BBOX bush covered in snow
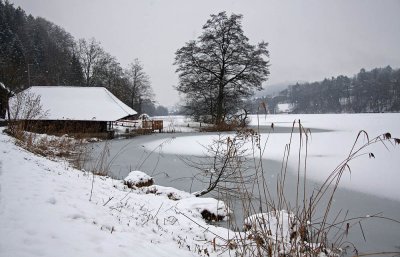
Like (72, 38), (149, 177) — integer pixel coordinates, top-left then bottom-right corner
(177, 197), (231, 222)
(124, 170), (154, 188)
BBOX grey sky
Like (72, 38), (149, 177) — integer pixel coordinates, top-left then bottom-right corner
(10, 0), (400, 106)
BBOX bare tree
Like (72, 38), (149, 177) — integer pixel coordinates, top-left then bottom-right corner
(174, 12), (270, 125)
(91, 52), (118, 87)
(184, 131), (257, 197)
(77, 38), (105, 87)
(126, 59), (154, 114)
(8, 90), (48, 135)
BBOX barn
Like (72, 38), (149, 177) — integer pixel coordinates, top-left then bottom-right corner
(9, 86), (136, 138)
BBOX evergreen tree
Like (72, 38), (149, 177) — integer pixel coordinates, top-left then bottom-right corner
(0, 1), (86, 91)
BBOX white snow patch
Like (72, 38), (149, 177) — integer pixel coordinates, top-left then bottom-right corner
(142, 185), (194, 200)
(123, 170), (154, 187)
(177, 197), (231, 221)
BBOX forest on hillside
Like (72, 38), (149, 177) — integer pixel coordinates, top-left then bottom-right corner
(247, 66), (400, 114)
(0, 0), (168, 118)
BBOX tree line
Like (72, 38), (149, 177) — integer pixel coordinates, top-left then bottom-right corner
(244, 66), (400, 114)
(0, 0), (168, 118)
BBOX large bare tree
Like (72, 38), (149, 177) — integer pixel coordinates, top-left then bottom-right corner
(77, 38), (105, 87)
(126, 59), (154, 114)
(174, 12), (270, 125)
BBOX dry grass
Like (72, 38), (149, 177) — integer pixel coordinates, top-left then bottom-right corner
(7, 128), (84, 160)
(5, 121), (111, 177)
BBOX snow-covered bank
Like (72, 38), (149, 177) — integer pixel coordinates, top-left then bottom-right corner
(0, 130), (231, 257)
(0, 129), (348, 257)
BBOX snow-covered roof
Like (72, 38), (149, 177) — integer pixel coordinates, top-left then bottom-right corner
(12, 86), (136, 121)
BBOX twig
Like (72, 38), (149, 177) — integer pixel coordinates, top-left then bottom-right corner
(103, 196), (114, 206)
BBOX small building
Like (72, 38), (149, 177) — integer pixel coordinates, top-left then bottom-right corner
(9, 86), (136, 138)
(274, 103), (293, 114)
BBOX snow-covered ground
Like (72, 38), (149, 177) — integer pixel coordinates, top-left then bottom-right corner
(0, 126), (342, 257)
(0, 129), (233, 257)
(143, 113), (400, 201)
(2, 112), (398, 256)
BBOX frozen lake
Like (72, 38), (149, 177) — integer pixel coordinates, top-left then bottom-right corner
(87, 113), (400, 254)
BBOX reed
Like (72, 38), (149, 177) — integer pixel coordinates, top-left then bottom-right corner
(190, 115), (400, 256)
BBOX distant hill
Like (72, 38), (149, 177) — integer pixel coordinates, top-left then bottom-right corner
(251, 66), (400, 114)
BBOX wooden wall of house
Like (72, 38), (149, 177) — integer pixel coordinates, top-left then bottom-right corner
(22, 120), (109, 136)
(0, 86), (9, 119)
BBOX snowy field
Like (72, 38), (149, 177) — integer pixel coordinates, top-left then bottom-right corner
(143, 113), (400, 202)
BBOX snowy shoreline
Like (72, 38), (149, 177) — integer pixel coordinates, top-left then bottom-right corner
(0, 128), (355, 257)
(0, 129), (232, 257)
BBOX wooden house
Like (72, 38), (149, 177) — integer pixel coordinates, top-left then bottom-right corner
(9, 86), (137, 138)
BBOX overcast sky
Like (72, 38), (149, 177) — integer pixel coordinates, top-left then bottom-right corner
(10, 0), (400, 106)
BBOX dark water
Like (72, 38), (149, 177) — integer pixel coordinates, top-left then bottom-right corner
(86, 132), (400, 255)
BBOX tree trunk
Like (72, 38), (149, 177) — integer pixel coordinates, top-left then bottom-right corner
(215, 84), (225, 125)
(6, 92), (11, 123)
(131, 92), (135, 109)
(241, 108), (248, 127)
(138, 97), (143, 114)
